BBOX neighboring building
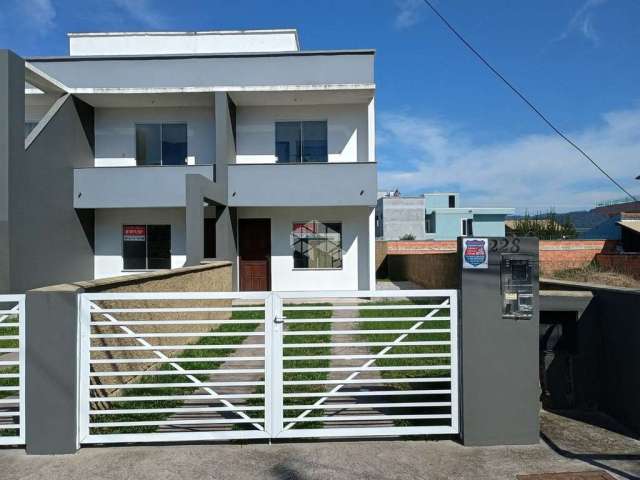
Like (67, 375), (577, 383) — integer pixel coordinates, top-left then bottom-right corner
(0, 29), (377, 293)
(582, 212), (640, 252)
(376, 192), (513, 240)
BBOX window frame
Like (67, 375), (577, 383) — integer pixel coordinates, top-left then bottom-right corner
(122, 224), (172, 271)
(461, 218), (474, 237)
(291, 220), (343, 270)
(135, 122), (188, 166)
(275, 120), (328, 164)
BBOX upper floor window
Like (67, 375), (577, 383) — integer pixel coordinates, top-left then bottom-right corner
(136, 123), (187, 166)
(448, 195), (456, 208)
(275, 121), (327, 163)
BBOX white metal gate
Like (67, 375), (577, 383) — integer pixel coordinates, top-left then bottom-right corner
(0, 295), (25, 445)
(78, 290), (458, 444)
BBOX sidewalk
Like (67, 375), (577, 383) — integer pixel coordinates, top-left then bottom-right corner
(2, 411), (638, 480)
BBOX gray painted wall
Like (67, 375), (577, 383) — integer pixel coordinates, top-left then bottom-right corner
(228, 162), (376, 207)
(0, 51), (24, 293)
(459, 236), (540, 445)
(74, 165), (216, 208)
(25, 285), (83, 454)
(376, 197), (427, 240)
(10, 94), (95, 292)
(541, 279), (640, 435)
(29, 52), (374, 90)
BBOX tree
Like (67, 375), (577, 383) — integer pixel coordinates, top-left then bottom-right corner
(511, 209), (577, 240)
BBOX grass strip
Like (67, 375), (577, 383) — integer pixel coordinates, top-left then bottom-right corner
(90, 307), (263, 435)
(0, 315), (19, 436)
(359, 299), (452, 427)
(282, 303), (332, 429)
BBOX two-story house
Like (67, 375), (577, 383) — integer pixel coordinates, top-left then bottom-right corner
(0, 29), (377, 293)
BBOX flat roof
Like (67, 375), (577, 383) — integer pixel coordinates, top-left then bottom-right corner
(25, 48), (375, 62)
(67, 28), (299, 37)
(433, 207), (515, 215)
(618, 220), (640, 234)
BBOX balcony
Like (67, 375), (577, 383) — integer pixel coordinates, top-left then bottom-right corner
(73, 165), (216, 208)
(227, 162), (377, 207)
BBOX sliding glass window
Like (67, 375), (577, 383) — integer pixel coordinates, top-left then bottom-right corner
(275, 121), (327, 163)
(136, 123), (187, 166)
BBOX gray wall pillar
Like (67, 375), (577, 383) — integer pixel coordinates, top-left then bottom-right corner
(458, 236), (540, 446)
(0, 50), (25, 293)
(25, 285), (83, 454)
(214, 91), (234, 200)
(11, 94), (95, 292)
(185, 173), (226, 266)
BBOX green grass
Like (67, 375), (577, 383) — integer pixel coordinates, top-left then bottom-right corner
(282, 304), (332, 429)
(0, 314), (19, 437)
(359, 300), (452, 427)
(90, 308), (263, 435)
(0, 315), (19, 401)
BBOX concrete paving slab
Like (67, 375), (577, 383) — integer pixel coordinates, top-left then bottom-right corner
(2, 410), (639, 480)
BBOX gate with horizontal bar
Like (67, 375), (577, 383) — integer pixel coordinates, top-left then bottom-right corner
(78, 290), (458, 444)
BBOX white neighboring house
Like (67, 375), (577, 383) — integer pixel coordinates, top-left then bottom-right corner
(7, 29), (377, 292)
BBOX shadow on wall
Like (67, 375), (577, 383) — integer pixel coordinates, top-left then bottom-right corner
(381, 253), (460, 289)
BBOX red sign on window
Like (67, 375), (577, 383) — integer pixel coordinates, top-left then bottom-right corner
(123, 225), (146, 241)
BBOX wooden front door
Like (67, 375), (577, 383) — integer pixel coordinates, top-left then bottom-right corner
(239, 219), (271, 291)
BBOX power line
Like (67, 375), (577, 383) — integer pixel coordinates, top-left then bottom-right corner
(420, 0), (637, 202)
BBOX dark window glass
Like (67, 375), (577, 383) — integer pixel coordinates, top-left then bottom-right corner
(147, 225), (171, 269)
(136, 124), (162, 166)
(292, 221), (342, 269)
(448, 195), (456, 208)
(204, 218), (216, 258)
(123, 224), (171, 270)
(276, 121), (327, 163)
(301, 121), (328, 162)
(275, 122), (300, 163)
(123, 225), (147, 270)
(162, 124), (187, 165)
(462, 219), (474, 236)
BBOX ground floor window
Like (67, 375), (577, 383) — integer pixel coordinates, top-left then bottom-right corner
(123, 224), (171, 270)
(461, 218), (474, 237)
(292, 221), (342, 269)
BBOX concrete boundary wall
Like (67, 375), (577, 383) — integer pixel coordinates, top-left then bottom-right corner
(377, 240), (627, 281)
(541, 278), (640, 435)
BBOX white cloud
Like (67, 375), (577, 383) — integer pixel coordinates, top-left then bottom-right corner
(378, 106), (640, 212)
(21, 0), (56, 31)
(554, 0), (607, 46)
(111, 0), (166, 28)
(394, 0), (424, 29)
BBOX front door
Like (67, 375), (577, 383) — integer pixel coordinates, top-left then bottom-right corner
(239, 219), (271, 291)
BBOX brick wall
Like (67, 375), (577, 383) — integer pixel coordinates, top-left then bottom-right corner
(595, 254), (640, 279)
(539, 240), (617, 275)
(385, 240), (457, 254)
(387, 253), (459, 289)
(377, 239), (622, 278)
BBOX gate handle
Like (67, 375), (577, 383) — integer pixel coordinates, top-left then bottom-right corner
(274, 315), (287, 324)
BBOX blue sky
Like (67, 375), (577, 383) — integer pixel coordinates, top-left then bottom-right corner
(2, 0), (639, 212)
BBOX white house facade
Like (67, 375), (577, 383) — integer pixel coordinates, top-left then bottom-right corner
(1, 29), (377, 293)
